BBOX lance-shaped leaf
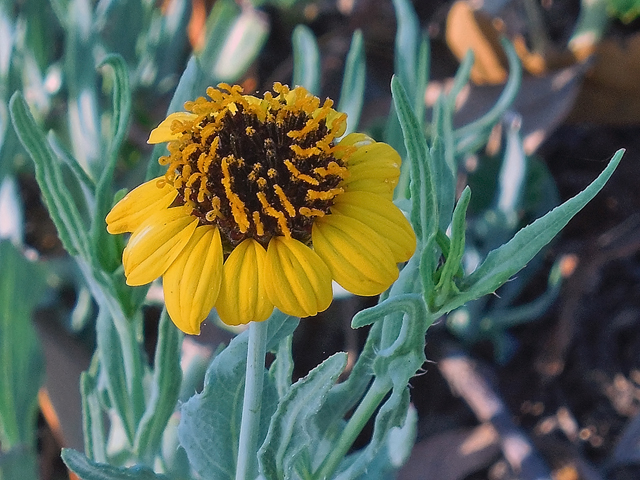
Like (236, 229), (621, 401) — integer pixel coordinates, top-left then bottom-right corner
(134, 309), (183, 461)
(80, 351), (106, 463)
(10, 92), (89, 257)
(0, 241), (45, 451)
(387, 0), (429, 196)
(292, 25), (320, 96)
(338, 30), (365, 135)
(391, 76), (437, 243)
(454, 38), (522, 156)
(96, 310), (137, 445)
(391, 0), (420, 102)
(64, 0), (101, 178)
(92, 53), (132, 273)
(429, 99), (456, 231)
(441, 149), (624, 315)
(210, 6), (269, 82)
(259, 353), (348, 479)
(430, 187), (471, 309)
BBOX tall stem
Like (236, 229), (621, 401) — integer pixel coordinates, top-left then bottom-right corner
(235, 320), (269, 480)
(314, 377), (391, 479)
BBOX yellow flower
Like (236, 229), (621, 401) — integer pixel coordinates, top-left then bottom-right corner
(106, 83), (416, 334)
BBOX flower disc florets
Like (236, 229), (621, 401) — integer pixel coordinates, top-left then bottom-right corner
(159, 83), (350, 250)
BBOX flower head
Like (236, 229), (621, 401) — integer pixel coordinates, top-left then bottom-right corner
(106, 83), (415, 333)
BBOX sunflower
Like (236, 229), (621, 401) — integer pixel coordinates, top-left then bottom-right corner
(106, 83), (416, 334)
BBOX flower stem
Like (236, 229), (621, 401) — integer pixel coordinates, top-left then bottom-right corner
(314, 377), (391, 479)
(235, 320), (269, 480)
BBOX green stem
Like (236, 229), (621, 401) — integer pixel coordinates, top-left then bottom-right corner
(314, 378), (391, 479)
(235, 320), (269, 480)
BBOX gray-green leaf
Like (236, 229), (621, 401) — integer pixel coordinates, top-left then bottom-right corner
(259, 353), (347, 479)
(292, 25), (320, 95)
(62, 449), (169, 480)
(178, 312), (295, 479)
(0, 241), (45, 450)
(134, 309), (183, 462)
(337, 30), (366, 135)
(446, 149), (624, 314)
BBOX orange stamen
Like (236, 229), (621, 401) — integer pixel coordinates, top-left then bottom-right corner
(221, 157), (250, 232)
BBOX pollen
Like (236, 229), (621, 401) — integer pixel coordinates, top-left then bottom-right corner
(284, 160), (320, 186)
(299, 207), (326, 217)
(315, 161), (348, 178)
(253, 211), (265, 236)
(307, 188), (343, 201)
(273, 185), (296, 217)
(290, 144), (322, 158)
(257, 191), (291, 238)
(159, 83), (349, 247)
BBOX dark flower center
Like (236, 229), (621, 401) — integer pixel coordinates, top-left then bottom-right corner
(159, 84), (351, 249)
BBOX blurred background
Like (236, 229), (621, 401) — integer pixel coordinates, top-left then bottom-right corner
(3, 0), (640, 479)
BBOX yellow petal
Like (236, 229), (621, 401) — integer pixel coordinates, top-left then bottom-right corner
(106, 177), (177, 234)
(312, 214), (399, 296)
(347, 141), (400, 170)
(332, 191), (416, 263)
(148, 112), (198, 144)
(264, 237), (333, 318)
(342, 176), (398, 200)
(123, 206), (197, 286)
(340, 140), (401, 199)
(215, 239), (273, 326)
(163, 226), (223, 335)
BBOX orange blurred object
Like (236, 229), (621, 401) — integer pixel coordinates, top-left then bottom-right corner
(188, 0), (208, 51)
(446, 1), (508, 85)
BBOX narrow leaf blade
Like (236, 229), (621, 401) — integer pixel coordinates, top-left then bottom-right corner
(134, 309), (183, 460)
(445, 150), (624, 314)
(391, 76), (436, 243)
(96, 310), (136, 445)
(391, 0), (419, 96)
(259, 353), (348, 479)
(0, 241), (45, 449)
(9, 92), (89, 256)
(292, 25), (320, 95)
(80, 368), (107, 463)
(337, 30), (365, 135)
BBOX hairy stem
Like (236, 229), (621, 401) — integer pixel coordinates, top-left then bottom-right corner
(314, 377), (391, 479)
(235, 320), (269, 480)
